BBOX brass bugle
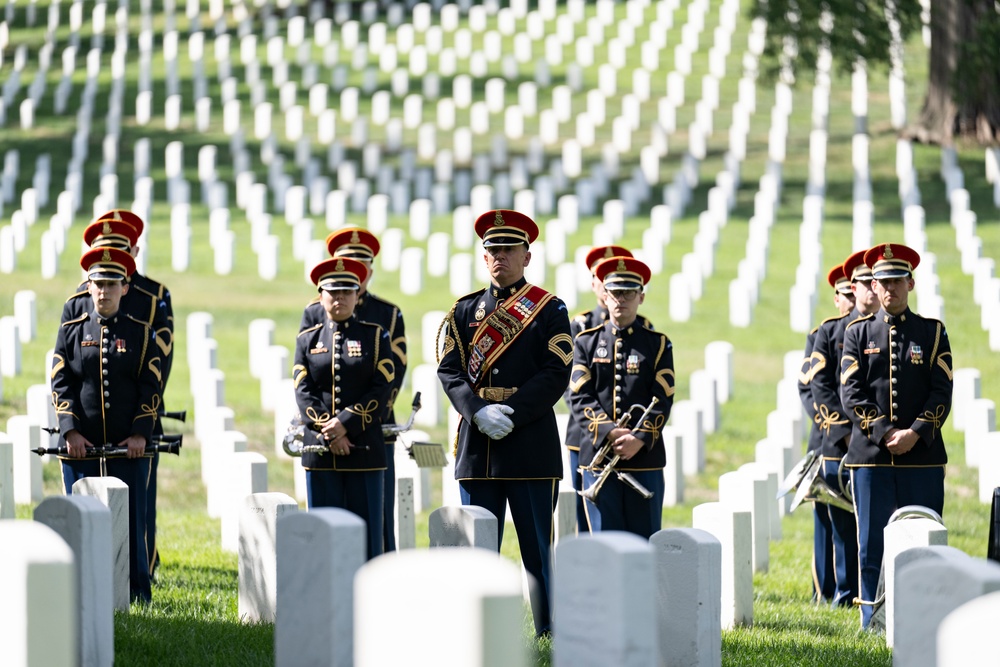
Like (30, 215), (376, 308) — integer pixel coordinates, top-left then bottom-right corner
(383, 392), (421, 437)
(579, 397), (660, 502)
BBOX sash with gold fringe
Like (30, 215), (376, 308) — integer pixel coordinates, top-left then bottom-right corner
(467, 283), (553, 388)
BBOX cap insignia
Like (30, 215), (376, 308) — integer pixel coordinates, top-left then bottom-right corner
(604, 248), (614, 258)
(494, 210), (505, 227)
(101, 249), (112, 262)
(102, 221), (112, 235)
(350, 231), (360, 243)
(883, 244), (894, 259)
(335, 259), (345, 271)
(617, 259), (627, 271)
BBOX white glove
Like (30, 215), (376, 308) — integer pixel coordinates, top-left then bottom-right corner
(472, 404), (515, 440)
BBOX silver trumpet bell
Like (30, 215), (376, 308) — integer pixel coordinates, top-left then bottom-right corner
(789, 455), (854, 514)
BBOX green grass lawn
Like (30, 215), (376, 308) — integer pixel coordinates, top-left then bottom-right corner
(3, 1), (998, 665)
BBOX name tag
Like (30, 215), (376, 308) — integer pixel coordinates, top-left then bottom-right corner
(309, 348), (329, 355)
(81, 341), (98, 347)
(863, 348), (881, 355)
(591, 357), (611, 364)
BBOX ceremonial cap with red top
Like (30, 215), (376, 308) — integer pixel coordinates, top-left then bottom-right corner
(83, 218), (140, 250)
(474, 209), (538, 247)
(325, 227), (380, 260)
(864, 243), (920, 279)
(585, 245), (633, 272)
(80, 247), (136, 281)
(827, 264), (852, 295)
(594, 256), (651, 291)
(94, 209), (145, 238)
(310, 257), (369, 291)
(842, 249), (874, 283)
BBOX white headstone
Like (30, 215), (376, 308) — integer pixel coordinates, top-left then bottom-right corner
(221, 452), (268, 553)
(428, 505), (498, 549)
(965, 398), (995, 468)
(884, 516), (949, 647)
(276, 509), (366, 667)
(0, 521), (76, 667)
(951, 368), (980, 432)
(72, 477), (130, 612)
(34, 495), (114, 667)
(718, 469), (769, 573)
(238, 492), (299, 623)
(704, 341), (734, 403)
(13, 290), (36, 343)
(691, 502), (753, 628)
(937, 589), (1000, 667)
(650, 528), (722, 667)
(553, 532), (658, 666)
(662, 427), (684, 507)
(355, 549), (528, 666)
(9, 415), (42, 503)
(0, 433), (13, 518)
(672, 400), (705, 476)
(0, 316), (22, 377)
(896, 548), (1000, 667)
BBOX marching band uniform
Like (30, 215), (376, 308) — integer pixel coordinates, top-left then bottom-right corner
(564, 245), (653, 533)
(841, 243), (953, 628)
(300, 228), (407, 553)
(294, 257), (395, 560)
(52, 247), (163, 603)
(809, 262), (862, 606)
(61, 210), (174, 579)
(437, 210), (572, 635)
(799, 323), (836, 603)
(568, 257), (673, 538)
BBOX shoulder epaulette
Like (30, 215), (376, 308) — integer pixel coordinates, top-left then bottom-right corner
(820, 312), (851, 326)
(845, 313), (874, 331)
(456, 287), (487, 302)
(576, 323), (604, 338)
(809, 325), (820, 335)
(62, 313), (88, 326)
(297, 323), (323, 338)
(64, 290), (89, 305)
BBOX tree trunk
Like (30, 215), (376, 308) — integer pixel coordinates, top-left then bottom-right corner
(914, 0), (1000, 145)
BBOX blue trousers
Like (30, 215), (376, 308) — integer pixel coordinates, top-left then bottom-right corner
(383, 442), (396, 552)
(568, 449), (587, 533)
(822, 460), (858, 607)
(307, 469), (384, 560)
(850, 466), (945, 628)
(460, 478), (557, 636)
(146, 449), (159, 577)
(813, 502), (836, 602)
(581, 468), (664, 539)
(62, 456), (152, 603)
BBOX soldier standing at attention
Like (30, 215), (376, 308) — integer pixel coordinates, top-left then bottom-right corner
(300, 228), (407, 553)
(799, 264), (855, 602)
(564, 245), (651, 533)
(809, 257), (870, 607)
(437, 209), (572, 636)
(293, 257), (395, 560)
(568, 256), (674, 537)
(840, 243), (953, 629)
(61, 209), (174, 582)
(52, 247), (163, 604)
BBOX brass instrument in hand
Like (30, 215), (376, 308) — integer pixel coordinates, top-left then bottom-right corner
(578, 397), (659, 502)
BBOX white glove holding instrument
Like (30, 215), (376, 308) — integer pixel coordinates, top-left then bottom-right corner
(472, 404), (515, 439)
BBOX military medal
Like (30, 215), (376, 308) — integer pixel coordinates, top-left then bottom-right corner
(116, 338), (126, 353)
(627, 354), (640, 374)
(910, 345), (923, 364)
(475, 308), (485, 321)
(346, 340), (362, 357)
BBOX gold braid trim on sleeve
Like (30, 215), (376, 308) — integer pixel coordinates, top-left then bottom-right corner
(583, 407), (612, 446)
(346, 400), (379, 426)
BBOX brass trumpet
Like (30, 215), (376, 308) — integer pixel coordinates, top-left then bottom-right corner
(578, 397), (659, 502)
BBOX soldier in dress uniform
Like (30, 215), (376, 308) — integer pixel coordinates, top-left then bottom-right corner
(799, 264), (855, 602)
(840, 243), (953, 629)
(300, 228), (407, 553)
(293, 257), (395, 560)
(568, 256), (674, 538)
(809, 257), (875, 606)
(51, 247), (163, 603)
(61, 210), (174, 581)
(564, 245), (654, 533)
(437, 209), (573, 636)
